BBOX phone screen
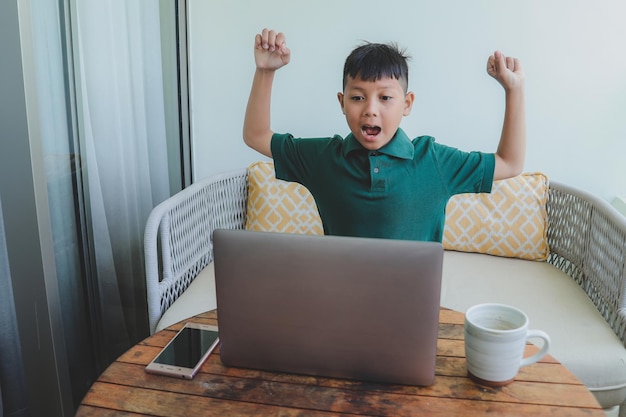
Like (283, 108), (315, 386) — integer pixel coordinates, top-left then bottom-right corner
(153, 326), (219, 368)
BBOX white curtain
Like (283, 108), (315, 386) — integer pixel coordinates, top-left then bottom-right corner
(0, 198), (28, 417)
(74, 0), (170, 358)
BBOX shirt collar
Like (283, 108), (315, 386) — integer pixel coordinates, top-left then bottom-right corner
(342, 128), (414, 159)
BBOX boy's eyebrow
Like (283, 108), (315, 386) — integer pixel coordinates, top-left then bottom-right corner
(346, 79), (403, 91)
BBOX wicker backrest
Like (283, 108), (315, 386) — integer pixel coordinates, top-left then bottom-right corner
(144, 169), (248, 334)
(547, 181), (626, 345)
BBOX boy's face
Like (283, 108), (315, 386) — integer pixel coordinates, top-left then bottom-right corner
(338, 76), (414, 151)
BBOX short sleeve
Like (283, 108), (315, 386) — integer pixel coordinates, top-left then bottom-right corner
(431, 142), (495, 195)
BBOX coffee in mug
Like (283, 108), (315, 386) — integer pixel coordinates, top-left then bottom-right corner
(464, 303), (550, 386)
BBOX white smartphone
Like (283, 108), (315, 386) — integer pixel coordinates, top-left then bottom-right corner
(145, 322), (219, 379)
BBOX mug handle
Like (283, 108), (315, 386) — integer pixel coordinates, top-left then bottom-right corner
(520, 329), (551, 367)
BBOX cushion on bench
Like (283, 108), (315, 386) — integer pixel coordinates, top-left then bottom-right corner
(244, 162), (549, 261)
(245, 161), (323, 235)
(443, 173), (549, 261)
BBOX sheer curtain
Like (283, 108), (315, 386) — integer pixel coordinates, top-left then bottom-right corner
(0, 198), (28, 417)
(74, 0), (171, 360)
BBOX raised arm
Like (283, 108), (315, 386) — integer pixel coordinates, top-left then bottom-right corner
(243, 29), (291, 158)
(487, 50), (526, 180)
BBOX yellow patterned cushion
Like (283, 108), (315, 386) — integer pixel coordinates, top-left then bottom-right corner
(443, 173), (549, 261)
(245, 161), (323, 235)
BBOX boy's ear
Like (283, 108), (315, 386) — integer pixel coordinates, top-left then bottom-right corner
(403, 91), (415, 116)
(337, 92), (345, 114)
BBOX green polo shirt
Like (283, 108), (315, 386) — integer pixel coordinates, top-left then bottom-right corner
(271, 128), (495, 242)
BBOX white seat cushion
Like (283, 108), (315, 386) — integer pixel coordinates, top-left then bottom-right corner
(441, 250), (626, 408)
(155, 262), (217, 332)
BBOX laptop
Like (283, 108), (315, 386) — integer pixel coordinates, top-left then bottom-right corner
(213, 229), (443, 386)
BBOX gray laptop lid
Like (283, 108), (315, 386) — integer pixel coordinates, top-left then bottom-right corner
(213, 229), (443, 386)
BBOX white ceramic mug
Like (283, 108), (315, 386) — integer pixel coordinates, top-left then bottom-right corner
(464, 303), (551, 386)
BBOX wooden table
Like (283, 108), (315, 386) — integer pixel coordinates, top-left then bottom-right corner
(76, 309), (603, 416)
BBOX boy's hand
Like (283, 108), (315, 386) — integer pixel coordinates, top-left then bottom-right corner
(487, 50), (524, 92)
(254, 28), (290, 71)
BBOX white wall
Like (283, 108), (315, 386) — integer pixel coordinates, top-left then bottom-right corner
(188, 0), (626, 202)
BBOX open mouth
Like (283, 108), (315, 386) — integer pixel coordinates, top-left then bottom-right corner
(362, 125), (381, 138)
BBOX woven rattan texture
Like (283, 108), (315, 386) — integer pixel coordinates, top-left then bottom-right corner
(547, 184), (626, 345)
(155, 172), (248, 330)
(160, 175), (247, 311)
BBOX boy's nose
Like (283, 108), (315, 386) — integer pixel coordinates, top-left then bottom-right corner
(363, 102), (378, 117)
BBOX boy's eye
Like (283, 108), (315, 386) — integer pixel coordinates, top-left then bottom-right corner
(350, 96), (365, 101)
(381, 96), (392, 101)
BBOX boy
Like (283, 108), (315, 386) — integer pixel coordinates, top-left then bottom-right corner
(243, 28), (525, 242)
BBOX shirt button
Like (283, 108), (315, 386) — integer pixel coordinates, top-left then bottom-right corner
(373, 167), (380, 174)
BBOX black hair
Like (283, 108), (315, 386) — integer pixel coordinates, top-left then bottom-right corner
(342, 42), (410, 92)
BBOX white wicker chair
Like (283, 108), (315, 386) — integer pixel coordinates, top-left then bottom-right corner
(144, 168), (626, 414)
